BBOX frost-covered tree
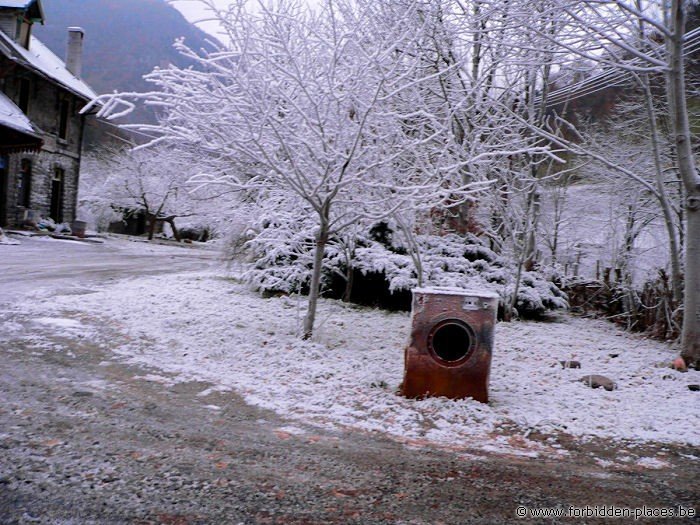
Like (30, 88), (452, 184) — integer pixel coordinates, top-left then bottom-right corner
(230, 0), (572, 319)
(430, 0), (573, 319)
(86, 0), (588, 337)
(578, 94), (683, 292)
(516, 0), (700, 365)
(80, 145), (214, 240)
(89, 0), (495, 338)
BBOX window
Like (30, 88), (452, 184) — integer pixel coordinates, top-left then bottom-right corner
(18, 78), (30, 114)
(58, 99), (70, 139)
(17, 158), (31, 208)
(50, 167), (64, 222)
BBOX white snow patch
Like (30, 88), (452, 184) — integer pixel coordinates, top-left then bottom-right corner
(81, 379), (111, 391)
(413, 287), (500, 299)
(14, 271), (700, 454)
(0, 1), (35, 9)
(1, 320), (23, 334)
(588, 471), (614, 479)
(0, 235), (21, 246)
(31, 237), (91, 246)
(197, 385), (231, 397)
(33, 317), (83, 330)
(0, 91), (35, 135)
(636, 457), (670, 469)
(274, 425), (307, 436)
(480, 440), (541, 458)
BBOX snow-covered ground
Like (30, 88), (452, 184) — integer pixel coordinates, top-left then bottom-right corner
(7, 268), (698, 458)
(0, 234), (218, 305)
(539, 182), (674, 284)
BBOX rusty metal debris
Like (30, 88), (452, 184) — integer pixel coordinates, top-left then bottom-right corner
(400, 288), (498, 403)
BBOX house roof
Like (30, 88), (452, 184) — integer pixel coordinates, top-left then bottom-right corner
(0, 0), (44, 23)
(0, 90), (42, 151)
(0, 1), (36, 6)
(0, 31), (97, 102)
(0, 90), (35, 134)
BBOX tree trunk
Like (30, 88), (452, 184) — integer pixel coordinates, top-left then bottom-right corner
(303, 212), (330, 340)
(682, 205), (700, 365)
(342, 263), (354, 303)
(667, 0), (700, 366)
(506, 259), (524, 322)
(147, 213), (157, 240)
(394, 213), (424, 287)
(166, 217), (181, 242)
(523, 190), (541, 272)
(640, 73), (683, 304)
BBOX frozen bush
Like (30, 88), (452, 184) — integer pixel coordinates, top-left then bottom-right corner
(242, 221), (568, 318)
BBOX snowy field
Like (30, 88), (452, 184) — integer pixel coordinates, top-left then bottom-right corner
(6, 269), (699, 458)
(538, 182), (674, 284)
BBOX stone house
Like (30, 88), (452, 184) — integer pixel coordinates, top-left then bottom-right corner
(0, 0), (96, 228)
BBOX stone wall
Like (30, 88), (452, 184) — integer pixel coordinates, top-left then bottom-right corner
(0, 60), (86, 227)
(3, 150), (81, 225)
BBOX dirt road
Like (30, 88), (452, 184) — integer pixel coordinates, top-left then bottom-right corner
(0, 237), (697, 524)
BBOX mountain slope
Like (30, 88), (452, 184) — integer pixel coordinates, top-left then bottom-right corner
(34, 0), (216, 135)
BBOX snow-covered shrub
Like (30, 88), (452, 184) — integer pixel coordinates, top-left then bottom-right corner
(243, 221), (568, 319)
(240, 210), (317, 295)
(352, 231), (568, 317)
(78, 203), (123, 233)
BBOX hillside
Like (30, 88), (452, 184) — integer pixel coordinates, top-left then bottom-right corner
(34, 0), (217, 142)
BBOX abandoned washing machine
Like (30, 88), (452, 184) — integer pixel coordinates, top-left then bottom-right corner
(400, 287), (498, 403)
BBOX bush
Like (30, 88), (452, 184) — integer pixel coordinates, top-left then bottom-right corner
(241, 221), (568, 319)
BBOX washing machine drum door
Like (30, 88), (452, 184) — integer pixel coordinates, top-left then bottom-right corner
(427, 319), (476, 365)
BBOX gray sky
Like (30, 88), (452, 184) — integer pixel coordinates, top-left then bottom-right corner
(170, 0), (319, 38)
(170, 0), (233, 38)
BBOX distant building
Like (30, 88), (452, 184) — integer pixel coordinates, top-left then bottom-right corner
(0, 0), (96, 228)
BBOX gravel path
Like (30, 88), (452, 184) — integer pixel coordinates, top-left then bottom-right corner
(0, 237), (697, 524)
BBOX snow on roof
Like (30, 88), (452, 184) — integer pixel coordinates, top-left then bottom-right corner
(0, 0), (43, 22)
(0, 32), (97, 102)
(413, 287), (500, 299)
(0, 90), (37, 135)
(0, 1), (34, 8)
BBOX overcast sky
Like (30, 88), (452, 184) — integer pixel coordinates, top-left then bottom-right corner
(170, 0), (321, 39)
(169, 0), (233, 38)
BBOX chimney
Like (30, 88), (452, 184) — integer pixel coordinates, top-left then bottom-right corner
(66, 27), (84, 79)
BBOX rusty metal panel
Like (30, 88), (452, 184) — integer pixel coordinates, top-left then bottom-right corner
(400, 288), (498, 403)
